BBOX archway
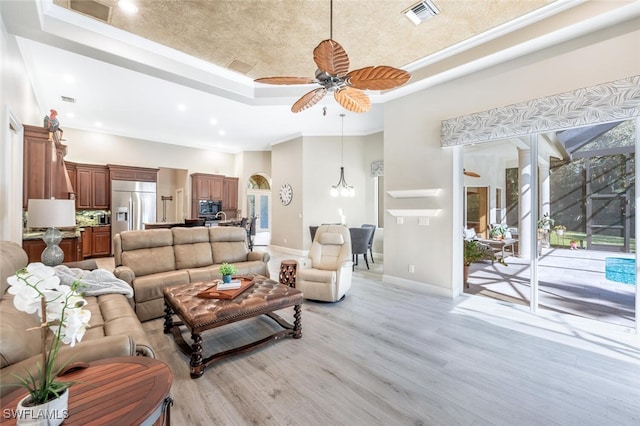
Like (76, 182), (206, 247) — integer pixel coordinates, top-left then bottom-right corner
(247, 173), (272, 246)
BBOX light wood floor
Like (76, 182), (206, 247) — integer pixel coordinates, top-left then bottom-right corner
(99, 251), (640, 425)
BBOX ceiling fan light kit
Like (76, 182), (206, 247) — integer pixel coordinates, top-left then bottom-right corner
(254, 0), (411, 113)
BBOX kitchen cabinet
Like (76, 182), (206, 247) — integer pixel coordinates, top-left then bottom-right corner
(22, 125), (73, 208)
(192, 173), (224, 200)
(223, 177), (239, 210)
(81, 227), (92, 258)
(79, 226), (111, 258)
(108, 164), (158, 182)
(91, 225), (111, 256)
(22, 238), (80, 264)
(73, 164), (109, 209)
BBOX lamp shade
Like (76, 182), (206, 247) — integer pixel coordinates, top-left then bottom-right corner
(27, 199), (76, 228)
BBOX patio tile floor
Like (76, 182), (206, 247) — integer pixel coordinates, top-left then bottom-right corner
(465, 247), (636, 328)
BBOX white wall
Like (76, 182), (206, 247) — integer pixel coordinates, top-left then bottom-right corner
(0, 17), (40, 242)
(383, 23), (640, 297)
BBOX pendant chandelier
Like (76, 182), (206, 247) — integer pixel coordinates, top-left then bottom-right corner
(330, 114), (355, 197)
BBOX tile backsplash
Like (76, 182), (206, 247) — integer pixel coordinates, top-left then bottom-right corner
(76, 210), (110, 226)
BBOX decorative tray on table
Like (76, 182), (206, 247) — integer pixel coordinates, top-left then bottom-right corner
(196, 276), (255, 300)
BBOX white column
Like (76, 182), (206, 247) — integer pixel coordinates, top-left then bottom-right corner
(540, 161), (550, 219)
(518, 148), (532, 260)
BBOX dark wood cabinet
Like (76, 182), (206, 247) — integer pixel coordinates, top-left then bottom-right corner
(191, 173), (230, 219)
(223, 177), (239, 210)
(81, 227), (92, 258)
(73, 164), (109, 209)
(108, 164), (158, 182)
(22, 238), (80, 263)
(22, 125), (73, 208)
(91, 226), (111, 256)
(193, 173), (223, 200)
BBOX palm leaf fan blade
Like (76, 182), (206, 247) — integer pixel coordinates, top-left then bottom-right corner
(291, 88), (327, 113)
(254, 77), (317, 85)
(346, 66), (411, 90)
(313, 39), (350, 75)
(334, 87), (371, 113)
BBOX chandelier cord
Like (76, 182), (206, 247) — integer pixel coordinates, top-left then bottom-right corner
(340, 113), (344, 165)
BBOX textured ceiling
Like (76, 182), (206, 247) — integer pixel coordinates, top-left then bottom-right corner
(7, 0), (634, 151)
(54, 0), (556, 79)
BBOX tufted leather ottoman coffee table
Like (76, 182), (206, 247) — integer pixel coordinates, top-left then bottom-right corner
(163, 275), (303, 378)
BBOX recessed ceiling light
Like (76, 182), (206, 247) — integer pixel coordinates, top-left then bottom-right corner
(118, 0), (138, 14)
(210, 118), (218, 126)
(177, 104), (186, 111)
(95, 122), (103, 128)
(63, 74), (75, 84)
(65, 112), (75, 118)
(218, 130), (226, 136)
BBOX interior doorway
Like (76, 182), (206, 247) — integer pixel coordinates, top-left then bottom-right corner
(465, 186), (488, 238)
(247, 174), (271, 246)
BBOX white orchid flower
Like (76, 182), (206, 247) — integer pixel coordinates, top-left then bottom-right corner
(7, 264), (60, 316)
(58, 308), (91, 347)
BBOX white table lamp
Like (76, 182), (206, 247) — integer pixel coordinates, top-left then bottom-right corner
(27, 199), (76, 266)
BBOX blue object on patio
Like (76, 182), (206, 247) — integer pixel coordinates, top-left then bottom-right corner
(605, 257), (636, 285)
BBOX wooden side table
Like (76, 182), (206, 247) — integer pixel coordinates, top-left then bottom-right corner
(0, 357), (173, 425)
(279, 260), (298, 288)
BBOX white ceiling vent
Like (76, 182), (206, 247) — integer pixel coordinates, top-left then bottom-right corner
(403, 0), (440, 25)
(61, 96), (75, 103)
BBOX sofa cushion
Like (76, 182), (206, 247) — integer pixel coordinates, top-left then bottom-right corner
(209, 226), (250, 264)
(122, 246), (176, 277)
(0, 242), (28, 298)
(0, 295), (42, 369)
(173, 227), (214, 269)
(132, 270), (190, 304)
(187, 265), (220, 283)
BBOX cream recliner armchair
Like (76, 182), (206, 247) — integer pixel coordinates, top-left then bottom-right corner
(297, 224), (353, 302)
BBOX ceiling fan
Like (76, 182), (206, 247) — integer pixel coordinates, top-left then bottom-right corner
(254, 0), (411, 113)
(464, 169), (480, 177)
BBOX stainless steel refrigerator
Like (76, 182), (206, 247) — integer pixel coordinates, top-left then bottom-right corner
(111, 180), (157, 248)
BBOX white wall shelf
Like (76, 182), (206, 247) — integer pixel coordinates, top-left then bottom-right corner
(387, 189), (441, 198)
(386, 209), (441, 217)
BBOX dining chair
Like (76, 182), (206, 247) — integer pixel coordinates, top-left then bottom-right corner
(360, 224), (376, 263)
(349, 227), (374, 271)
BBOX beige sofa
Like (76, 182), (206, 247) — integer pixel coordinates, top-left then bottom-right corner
(113, 226), (271, 322)
(0, 241), (154, 398)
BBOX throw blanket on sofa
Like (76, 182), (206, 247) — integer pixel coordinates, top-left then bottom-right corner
(54, 265), (134, 298)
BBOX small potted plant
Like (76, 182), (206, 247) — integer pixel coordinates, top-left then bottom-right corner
(554, 225), (566, 236)
(219, 263), (237, 283)
(488, 224), (507, 240)
(537, 213), (555, 230)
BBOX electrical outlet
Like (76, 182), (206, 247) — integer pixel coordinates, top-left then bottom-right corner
(408, 264), (415, 273)
(397, 216), (404, 225)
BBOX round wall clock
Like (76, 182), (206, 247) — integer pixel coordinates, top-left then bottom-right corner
(279, 183), (293, 206)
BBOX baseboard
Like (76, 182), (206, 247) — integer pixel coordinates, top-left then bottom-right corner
(268, 245), (308, 258)
(382, 274), (455, 299)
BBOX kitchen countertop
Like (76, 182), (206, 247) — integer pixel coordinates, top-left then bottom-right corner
(23, 228), (81, 240)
